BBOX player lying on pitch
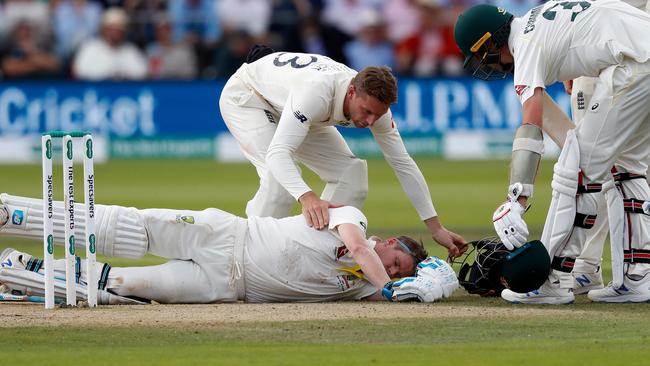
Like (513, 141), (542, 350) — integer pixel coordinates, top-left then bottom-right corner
(0, 193), (458, 305)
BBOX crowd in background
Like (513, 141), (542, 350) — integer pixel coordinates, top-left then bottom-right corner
(0, 0), (542, 81)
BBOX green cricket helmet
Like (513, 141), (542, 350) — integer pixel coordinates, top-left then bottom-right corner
(449, 237), (550, 296)
(454, 4), (514, 80)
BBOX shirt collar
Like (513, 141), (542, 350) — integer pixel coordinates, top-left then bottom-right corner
(332, 77), (352, 124)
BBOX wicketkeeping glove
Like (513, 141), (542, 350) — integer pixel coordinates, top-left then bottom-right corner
(493, 183), (529, 250)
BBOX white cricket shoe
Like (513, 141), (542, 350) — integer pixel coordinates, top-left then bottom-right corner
(573, 269), (604, 295)
(588, 278), (650, 303)
(0, 205), (7, 226)
(0, 248), (31, 270)
(501, 279), (575, 304)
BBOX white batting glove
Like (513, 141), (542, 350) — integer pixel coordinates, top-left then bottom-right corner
(416, 257), (459, 298)
(391, 276), (443, 302)
(391, 257), (459, 302)
(493, 183), (529, 250)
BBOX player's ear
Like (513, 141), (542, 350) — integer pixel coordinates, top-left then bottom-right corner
(385, 237), (398, 247)
(348, 83), (356, 97)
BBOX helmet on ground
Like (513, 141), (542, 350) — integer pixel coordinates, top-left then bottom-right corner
(454, 4), (514, 80)
(449, 237), (550, 296)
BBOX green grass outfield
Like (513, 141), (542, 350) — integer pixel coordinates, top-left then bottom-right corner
(2, 158), (649, 365)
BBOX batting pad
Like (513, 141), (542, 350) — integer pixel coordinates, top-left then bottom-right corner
(0, 266), (147, 305)
(0, 193), (148, 259)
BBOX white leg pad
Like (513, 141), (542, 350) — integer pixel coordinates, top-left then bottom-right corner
(575, 191), (608, 274)
(605, 180), (626, 287)
(0, 193), (148, 258)
(542, 130), (581, 258)
(0, 267), (88, 302)
(615, 175), (650, 280)
(0, 259), (147, 305)
(320, 158), (368, 209)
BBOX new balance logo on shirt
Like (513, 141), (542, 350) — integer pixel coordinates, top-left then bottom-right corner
(293, 110), (307, 123)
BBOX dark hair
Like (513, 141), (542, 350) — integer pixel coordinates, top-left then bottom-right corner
(352, 66), (398, 105)
(396, 235), (429, 274)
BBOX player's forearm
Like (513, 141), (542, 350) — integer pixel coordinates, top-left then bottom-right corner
(423, 216), (442, 234)
(509, 90), (545, 199)
(350, 246), (391, 290)
(266, 146), (311, 200)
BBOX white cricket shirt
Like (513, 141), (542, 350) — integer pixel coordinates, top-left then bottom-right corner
(509, 0), (650, 103)
(233, 52), (437, 220)
(243, 206), (379, 302)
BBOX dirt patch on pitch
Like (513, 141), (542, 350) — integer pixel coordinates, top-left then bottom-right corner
(0, 302), (596, 328)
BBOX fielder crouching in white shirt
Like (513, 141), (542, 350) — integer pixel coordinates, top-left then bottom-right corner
(0, 194), (458, 304)
(219, 48), (466, 257)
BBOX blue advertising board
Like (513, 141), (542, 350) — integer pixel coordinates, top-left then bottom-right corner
(0, 78), (570, 160)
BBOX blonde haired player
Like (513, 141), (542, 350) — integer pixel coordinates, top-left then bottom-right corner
(454, 0), (650, 303)
(219, 49), (466, 257)
(0, 194), (458, 304)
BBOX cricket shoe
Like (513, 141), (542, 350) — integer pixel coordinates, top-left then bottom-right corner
(0, 248), (33, 270)
(588, 277), (650, 303)
(501, 279), (574, 304)
(573, 268), (604, 295)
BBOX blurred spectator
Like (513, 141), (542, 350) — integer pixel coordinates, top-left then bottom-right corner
(343, 9), (395, 71)
(267, 0), (314, 51)
(382, 0), (420, 44)
(321, 0), (382, 37)
(489, 0), (540, 16)
(73, 7), (148, 80)
(212, 30), (253, 78)
(168, 0), (221, 75)
(146, 15), (197, 79)
(53, 0), (102, 62)
(124, 0), (167, 49)
(216, 0), (272, 42)
(2, 0), (50, 42)
(299, 16), (327, 55)
(1, 19), (61, 79)
(95, 0), (125, 8)
(395, 0), (463, 76)
(320, 0), (382, 63)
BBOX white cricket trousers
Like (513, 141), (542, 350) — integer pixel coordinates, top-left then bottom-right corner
(109, 207), (247, 303)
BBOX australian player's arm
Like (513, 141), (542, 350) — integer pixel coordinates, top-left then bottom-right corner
(330, 207), (391, 291)
(369, 112), (436, 221)
(510, 38), (547, 202)
(266, 81), (332, 200)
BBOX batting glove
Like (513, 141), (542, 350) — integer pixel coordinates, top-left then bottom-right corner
(493, 183), (529, 250)
(382, 281), (394, 301)
(390, 256), (459, 302)
(391, 276), (443, 302)
(416, 256), (459, 298)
